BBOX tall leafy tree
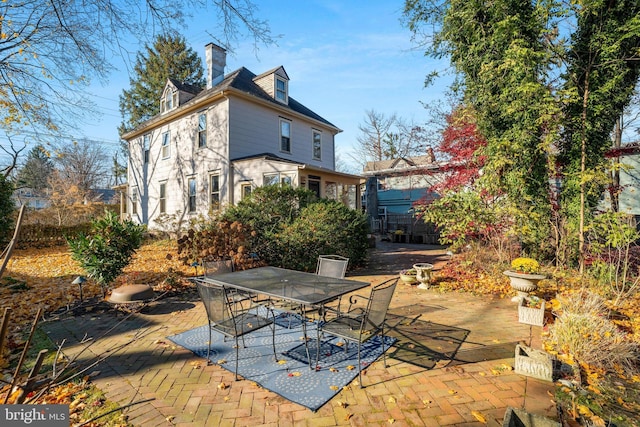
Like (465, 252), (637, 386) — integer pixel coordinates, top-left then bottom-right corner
(118, 33), (206, 135)
(558, 0), (640, 271)
(404, 0), (640, 265)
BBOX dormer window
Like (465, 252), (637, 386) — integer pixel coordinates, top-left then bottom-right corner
(275, 77), (287, 103)
(160, 89), (178, 113)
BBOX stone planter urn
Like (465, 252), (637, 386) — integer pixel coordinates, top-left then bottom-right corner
(413, 263), (434, 289)
(503, 270), (547, 302)
(399, 269), (418, 285)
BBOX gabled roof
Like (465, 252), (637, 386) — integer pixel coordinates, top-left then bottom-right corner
(124, 66), (338, 139)
(211, 67), (337, 129)
(363, 155), (437, 173)
(254, 66), (289, 81)
(167, 78), (203, 95)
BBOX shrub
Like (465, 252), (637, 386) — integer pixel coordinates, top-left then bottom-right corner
(276, 200), (370, 271)
(67, 210), (146, 296)
(179, 186), (371, 271)
(176, 219), (263, 271)
(547, 290), (639, 375)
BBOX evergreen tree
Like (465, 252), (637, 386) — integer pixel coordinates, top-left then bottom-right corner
(15, 145), (54, 191)
(118, 33), (206, 135)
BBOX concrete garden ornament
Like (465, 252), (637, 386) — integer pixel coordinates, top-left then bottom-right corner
(503, 257), (547, 302)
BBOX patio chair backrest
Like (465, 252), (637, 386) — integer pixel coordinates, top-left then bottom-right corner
(316, 255), (349, 278)
(202, 259), (234, 278)
(196, 281), (233, 327)
(362, 278), (397, 331)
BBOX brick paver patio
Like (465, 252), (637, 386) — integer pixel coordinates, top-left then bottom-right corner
(43, 241), (557, 426)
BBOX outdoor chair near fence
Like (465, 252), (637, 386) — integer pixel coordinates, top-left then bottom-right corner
(315, 277), (398, 387)
(195, 280), (276, 380)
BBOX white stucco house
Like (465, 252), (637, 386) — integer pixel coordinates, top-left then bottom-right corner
(122, 43), (362, 228)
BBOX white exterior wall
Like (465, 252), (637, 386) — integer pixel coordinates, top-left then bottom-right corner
(228, 97), (336, 169)
(231, 159), (300, 203)
(127, 98), (231, 226)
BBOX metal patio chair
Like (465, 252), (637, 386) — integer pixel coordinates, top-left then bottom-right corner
(273, 255), (350, 328)
(201, 259), (256, 311)
(316, 254), (349, 278)
(316, 277), (398, 387)
(196, 280), (276, 380)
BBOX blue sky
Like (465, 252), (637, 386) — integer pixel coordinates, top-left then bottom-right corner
(79, 0), (450, 173)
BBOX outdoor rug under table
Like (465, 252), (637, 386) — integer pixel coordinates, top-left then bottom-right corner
(167, 313), (396, 411)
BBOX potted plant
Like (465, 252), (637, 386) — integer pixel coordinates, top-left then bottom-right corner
(503, 257), (547, 302)
(399, 268), (418, 284)
(518, 296), (545, 326)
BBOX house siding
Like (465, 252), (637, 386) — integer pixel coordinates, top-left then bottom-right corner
(228, 97), (336, 169)
(127, 98), (231, 226)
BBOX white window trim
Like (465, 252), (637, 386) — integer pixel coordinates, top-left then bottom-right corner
(275, 76), (288, 103)
(143, 134), (150, 163)
(159, 181), (167, 214)
(240, 183), (253, 199)
(198, 113), (207, 148)
(312, 130), (322, 160)
(131, 187), (138, 215)
(280, 118), (291, 153)
(162, 131), (171, 159)
(209, 173), (220, 211)
(187, 177), (197, 213)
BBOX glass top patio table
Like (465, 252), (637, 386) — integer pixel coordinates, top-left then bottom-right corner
(200, 266), (369, 306)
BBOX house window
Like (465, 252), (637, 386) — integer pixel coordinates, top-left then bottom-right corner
(312, 130), (322, 160)
(280, 119), (291, 153)
(210, 174), (220, 210)
(198, 113), (207, 148)
(188, 178), (197, 213)
(263, 173), (293, 187)
(143, 134), (150, 163)
(159, 182), (166, 214)
(241, 183), (252, 199)
(161, 90), (177, 113)
(161, 131), (170, 159)
(131, 188), (138, 215)
(264, 173), (280, 187)
(276, 77), (287, 102)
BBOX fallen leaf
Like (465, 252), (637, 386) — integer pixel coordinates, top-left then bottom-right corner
(388, 396), (396, 403)
(217, 382), (228, 390)
(471, 410), (486, 423)
(329, 385), (340, 391)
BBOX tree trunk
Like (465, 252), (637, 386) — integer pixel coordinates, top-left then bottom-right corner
(579, 72), (590, 275)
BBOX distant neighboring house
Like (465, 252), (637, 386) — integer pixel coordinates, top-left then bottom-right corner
(602, 143), (640, 218)
(362, 153), (444, 243)
(122, 43), (362, 228)
(12, 188), (50, 209)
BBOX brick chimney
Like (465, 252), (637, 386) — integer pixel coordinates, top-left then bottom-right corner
(205, 43), (226, 89)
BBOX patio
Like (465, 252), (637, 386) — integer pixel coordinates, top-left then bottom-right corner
(42, 241), (557, 426)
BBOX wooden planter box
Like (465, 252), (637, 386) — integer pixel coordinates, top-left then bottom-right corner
(503, 407), (560, 427)
(518, 298), (545, 326)
(514, 344), (554, 382)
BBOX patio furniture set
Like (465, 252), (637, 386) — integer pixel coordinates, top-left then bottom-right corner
(192, 255), (398, 388)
